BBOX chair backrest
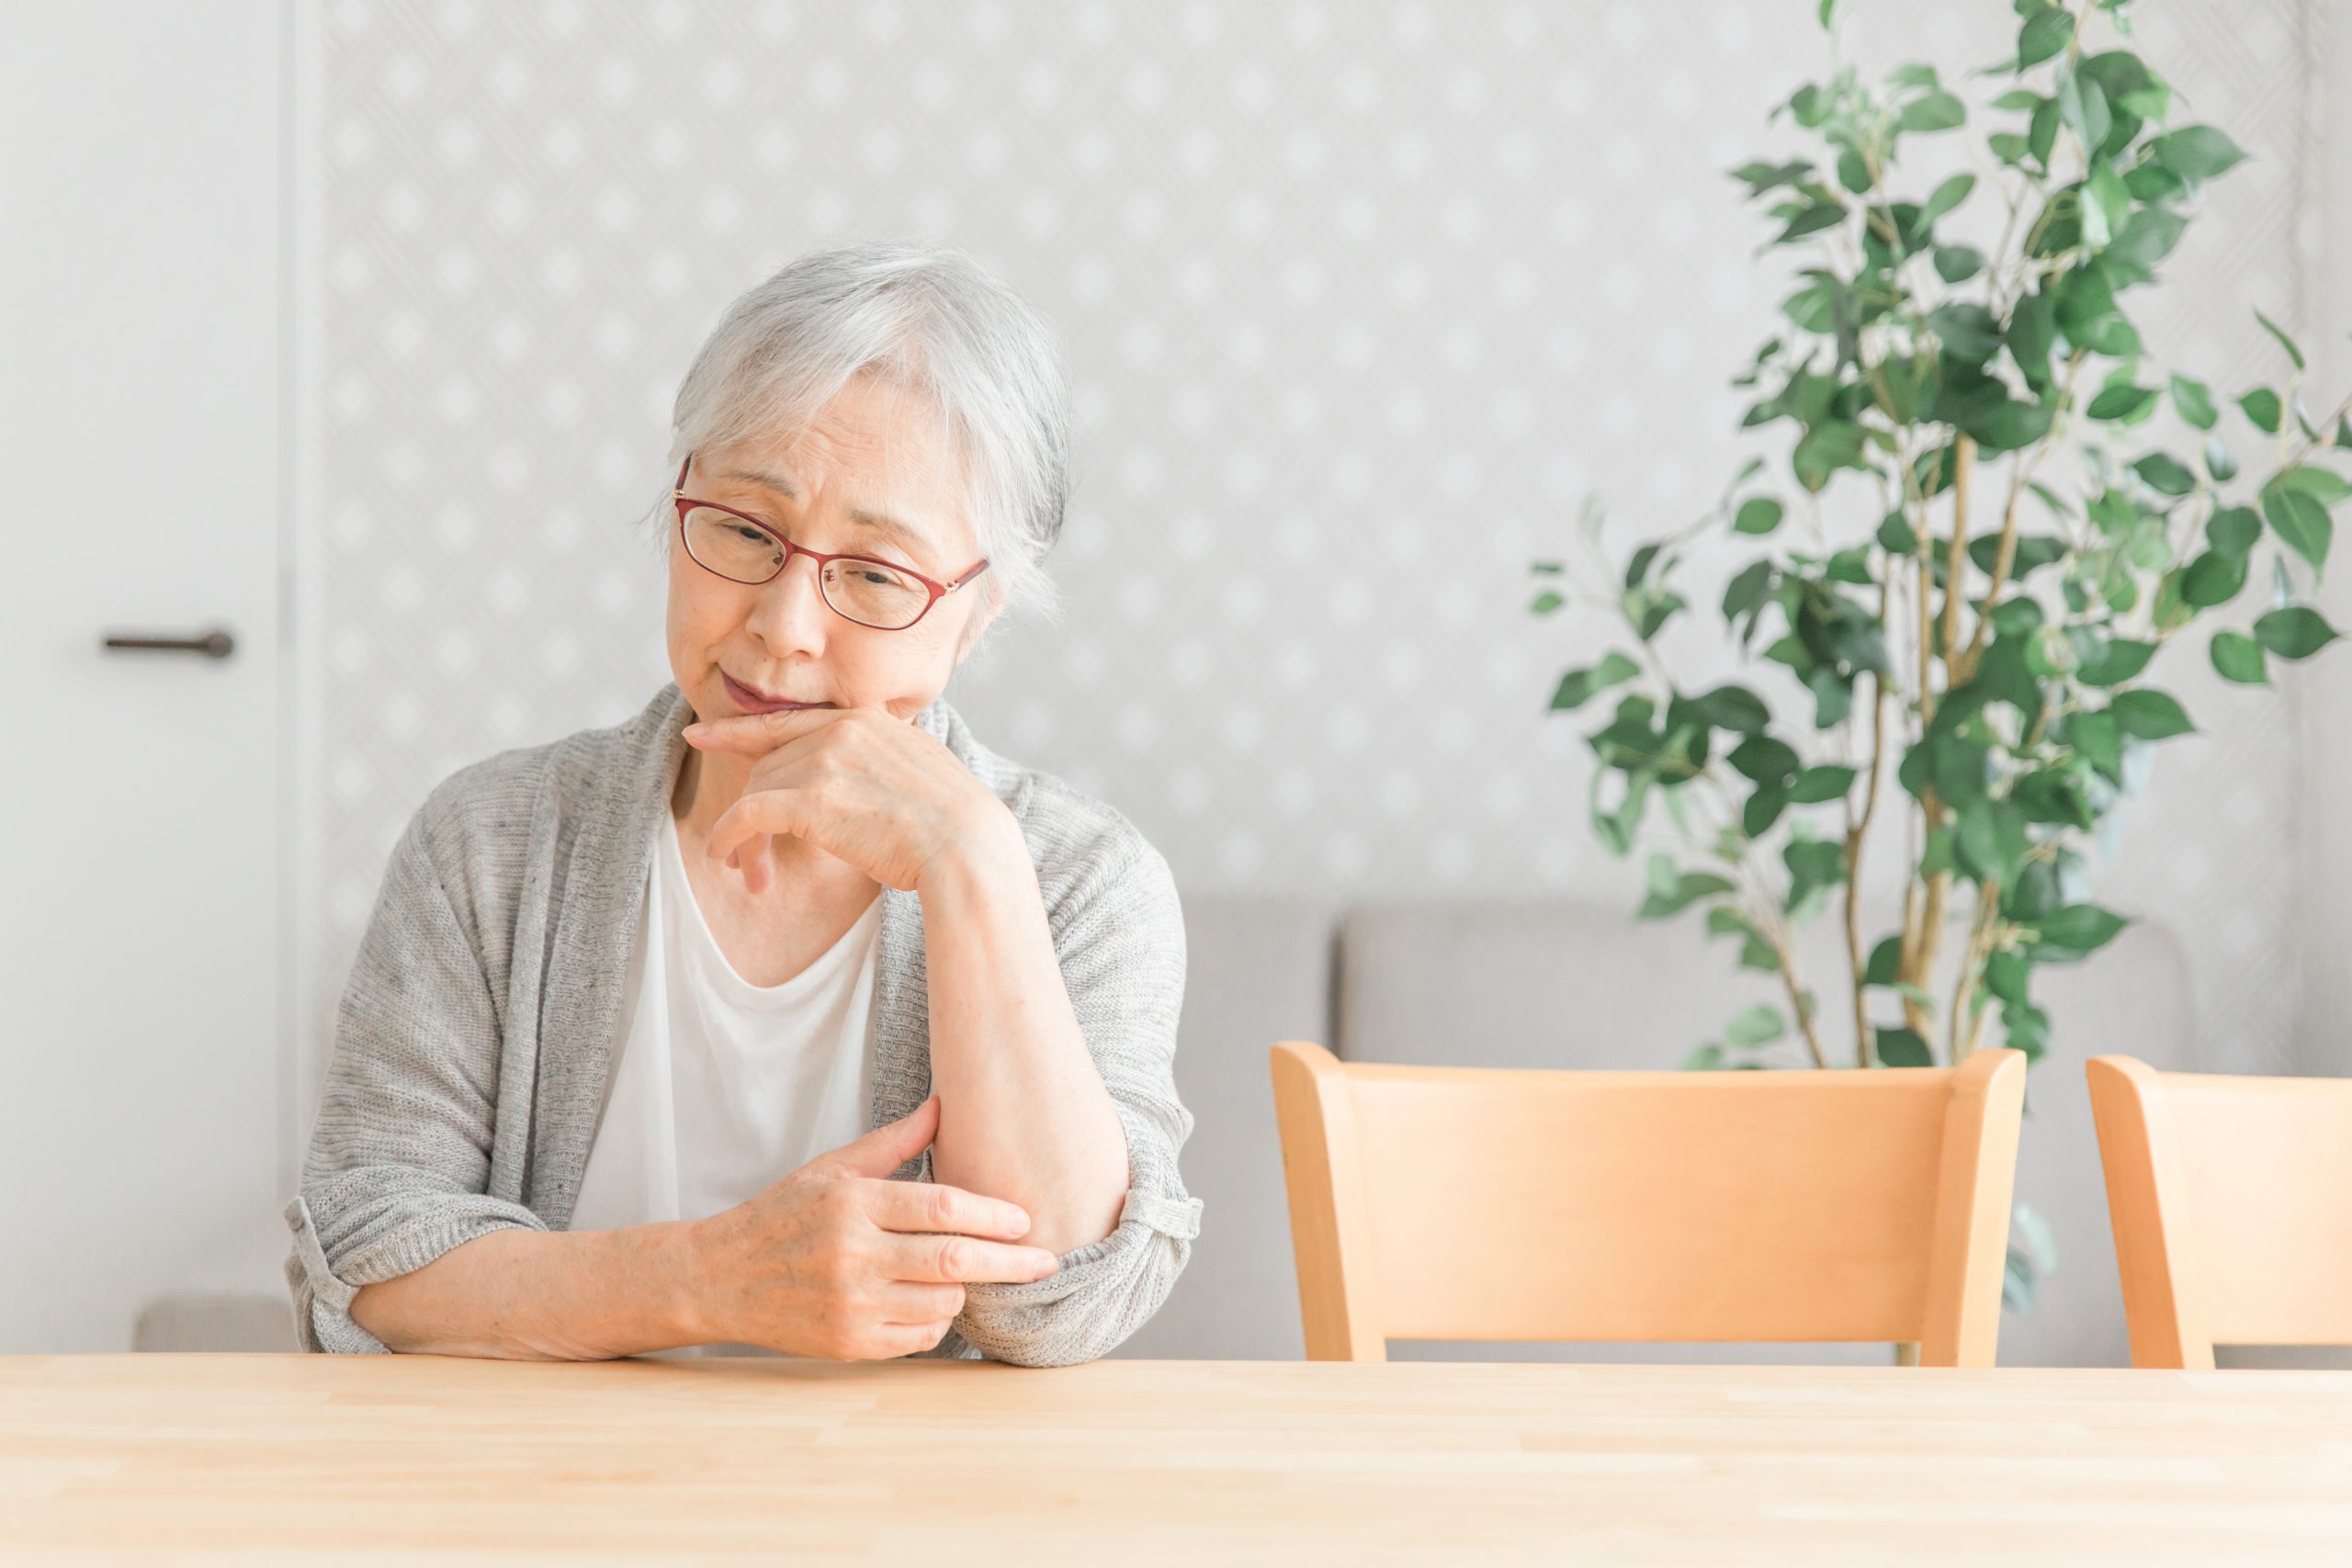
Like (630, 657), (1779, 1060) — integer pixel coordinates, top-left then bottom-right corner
(2086, 1055), (2352, 1369)
(1270, 1040), (2027, 1365)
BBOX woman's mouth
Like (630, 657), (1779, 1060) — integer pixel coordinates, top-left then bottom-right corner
(723, 672), (832, 714)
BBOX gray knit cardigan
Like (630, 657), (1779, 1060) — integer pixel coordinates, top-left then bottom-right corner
(284, 681), (1201, 1367)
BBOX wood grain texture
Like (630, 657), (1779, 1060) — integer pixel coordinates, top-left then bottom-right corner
(1272, 1041), (2024, 1363)
(5, 1355), (2351, 1564)
(2089, 1056), (2352, 1369)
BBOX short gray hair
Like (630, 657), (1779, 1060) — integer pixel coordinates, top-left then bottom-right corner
(662, 243), (1070, 643)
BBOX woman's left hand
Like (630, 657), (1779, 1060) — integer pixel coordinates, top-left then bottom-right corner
(684, 708), (1016, 894)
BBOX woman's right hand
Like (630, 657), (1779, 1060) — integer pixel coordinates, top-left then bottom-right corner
(683, 1095), (1059, 1359)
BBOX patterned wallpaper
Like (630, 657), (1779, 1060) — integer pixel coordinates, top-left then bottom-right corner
(297, 0), (2325, 1096)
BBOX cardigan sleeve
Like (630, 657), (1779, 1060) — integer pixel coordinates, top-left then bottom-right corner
(283, 808), (548, 1353)
(947, 833), (1203, 1368)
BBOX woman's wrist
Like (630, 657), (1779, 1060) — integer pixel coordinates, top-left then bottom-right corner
(662, 1213), (730, 1347)
(916, 805), (1032, 902)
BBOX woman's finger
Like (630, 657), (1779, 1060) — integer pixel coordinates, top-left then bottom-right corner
(707, 793), (808, 867)
(877, 1232), (1059, 1285)
(740, 833), (776, 894)
(872, 1280), (966, 1323)
(863, 1319), (957, 1359)
(858, 1177), (1033, 1242)
(683, 709), (843, 754)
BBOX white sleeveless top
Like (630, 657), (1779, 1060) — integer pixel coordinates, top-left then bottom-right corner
(570, 813), (883, 1247)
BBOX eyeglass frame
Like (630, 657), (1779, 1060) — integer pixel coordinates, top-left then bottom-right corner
(670, 451), (991, 630)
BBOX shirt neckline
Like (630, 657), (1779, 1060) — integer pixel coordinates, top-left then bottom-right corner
(661, 812), (883, 1004)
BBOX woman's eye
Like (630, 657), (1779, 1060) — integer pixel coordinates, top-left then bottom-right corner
(733, 525), (772, 545)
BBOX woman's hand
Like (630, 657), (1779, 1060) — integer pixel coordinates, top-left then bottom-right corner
(684, 1095), (1060, 1359)
(684, 707), (1018, 894)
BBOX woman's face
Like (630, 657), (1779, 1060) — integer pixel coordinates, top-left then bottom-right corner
(666, 372), (995, 727)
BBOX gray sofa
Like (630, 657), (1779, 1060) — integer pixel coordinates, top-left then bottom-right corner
(145, 893), (2204, 1364)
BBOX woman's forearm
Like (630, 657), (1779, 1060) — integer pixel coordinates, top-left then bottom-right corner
(347, 1218), (710, 1359)
(918, 825), (1130, 1259)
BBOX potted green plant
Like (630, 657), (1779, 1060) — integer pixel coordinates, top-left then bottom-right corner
(1530, 0), (2351, 1305)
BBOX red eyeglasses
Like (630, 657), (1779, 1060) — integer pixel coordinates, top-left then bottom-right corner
(671, 452), (991, 631)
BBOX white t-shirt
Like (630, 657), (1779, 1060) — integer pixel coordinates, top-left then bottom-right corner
(570, 812), (883, 1352)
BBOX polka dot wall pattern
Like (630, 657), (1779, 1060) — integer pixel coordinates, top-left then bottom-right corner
(303, 0), (2322, 1095)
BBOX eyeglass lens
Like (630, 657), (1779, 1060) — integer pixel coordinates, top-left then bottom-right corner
(681, 507), (932, 629)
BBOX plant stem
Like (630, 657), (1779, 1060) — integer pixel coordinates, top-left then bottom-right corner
(1946, 879), (2001, 1066)
(1961, 354), (2086, 678)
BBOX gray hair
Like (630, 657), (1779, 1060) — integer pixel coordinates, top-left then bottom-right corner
(661, 243), (1070, 646)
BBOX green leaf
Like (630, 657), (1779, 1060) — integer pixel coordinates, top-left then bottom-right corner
(1733, 159), (1817, 193)
(2278, 466), (2352, 506)
(2265, 483), (2333, 573)
(2207, 506), (2260, 560)
(1722, 559), (1775, 626)
(2111, 688), (2195, 739)
(1529, 590), (1565, 615)
(1783, 838), (1846, 907)
(2072, 709), (2121, 776)
(1901, 91), (1966, 133)
(1742, 784), (1789, 839)
(2210, 631), (2267, 684)
(2087, 384), (2159, 422)
(1551, 652), (1642, 710)
(1681, 1043), (1725, 1072)
(2131, 453), (2197, 497)
(2254, 606), (2339, 659)
(1729, 735), (1800, 785)
(2149, 125), (2249, 186)
(2057, 73), (2110, 152)
(1724, 1004), (1785, 1049)
(2180, 549), (2248, 609)
(1933, 244), (1984, 283)
(2206, 436), (2240, 484)
(1777, 203), (1846, 243)
(1735, 497), (1786, 536)
(1924, 173), (1976, 221)
(1973, 399), (2054, 453)
(2035, 904), (2131, 953)
(2085, 163), (2132, 249)
(1692, 683), (1772, 733)
(1792, 421), (1868, 492)
(2169, 375), (2218, 431)
(2007, 292), (2056, 389)
(1864, 936), (1903, 987)
(2254, 306), (2306, 371)
(1639, 866), (1738, 919)
(2240, 388), (2284, 434)
(1958, 797), (2031, 884)
(1789, 764), (1858, 804)
(1927, 304), (2003, 363)
(2108, 207), (2188, 274)
(1875, 1027), (1933, 1067)
(2075, 638), (2154, 686)
(2017, 6), (2075, 67)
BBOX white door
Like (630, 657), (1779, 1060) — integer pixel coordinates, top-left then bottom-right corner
(0, 4), (287, 1350)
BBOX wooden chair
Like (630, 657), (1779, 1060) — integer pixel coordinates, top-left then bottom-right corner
(2086, 1055), (2352, 1369)
(1269, 1040), (2027, 1365)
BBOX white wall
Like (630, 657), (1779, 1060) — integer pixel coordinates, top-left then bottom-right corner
(294, 0), (2329, 1122)
(2297, 0), (2352, 1076)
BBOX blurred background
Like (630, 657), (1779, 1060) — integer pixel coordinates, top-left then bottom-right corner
(4, 1), (2347, 1360)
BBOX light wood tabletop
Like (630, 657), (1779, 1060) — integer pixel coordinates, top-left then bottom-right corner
(5, 1354), (2350, 1564)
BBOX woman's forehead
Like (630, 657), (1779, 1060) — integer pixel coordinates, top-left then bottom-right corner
(704, 395), (975, 557)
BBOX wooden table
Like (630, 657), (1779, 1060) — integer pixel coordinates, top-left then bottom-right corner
(5, 1355), (2351, 1564)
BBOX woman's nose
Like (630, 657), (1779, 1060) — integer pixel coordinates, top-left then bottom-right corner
(744, 550), (833, 650)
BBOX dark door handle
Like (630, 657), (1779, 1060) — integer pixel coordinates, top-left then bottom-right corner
(100, 627), (236, 660)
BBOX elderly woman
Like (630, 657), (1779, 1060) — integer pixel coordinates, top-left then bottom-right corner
(284, 243), (1199, 1367)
